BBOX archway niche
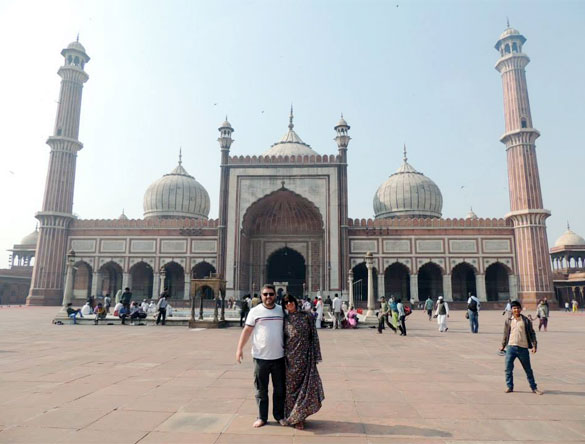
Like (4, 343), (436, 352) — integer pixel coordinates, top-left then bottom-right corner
(240, 188), (324, 294)
(99, 261), (123, 297)
(485, 262), (510, 301)
(351, 262), (378, 305)
(73, 261), (92, 300)
(130, 262), (154, 300)
(192, 261), (216, 279)
(418, 262), (443, 300)
(163, 262), (185, 299)
(384, 262), (410, 300)
(266, 247), (306, 298)
(451, 262), (476, 301)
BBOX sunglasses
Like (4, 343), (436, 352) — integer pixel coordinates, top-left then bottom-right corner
(284, 300), (295, 305)
(262, 292), (275, 296)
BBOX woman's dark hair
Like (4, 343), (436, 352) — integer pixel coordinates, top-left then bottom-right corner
(282, 293), (298, 308)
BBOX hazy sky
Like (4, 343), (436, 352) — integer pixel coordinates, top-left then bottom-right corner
(1, 0), (584, 268)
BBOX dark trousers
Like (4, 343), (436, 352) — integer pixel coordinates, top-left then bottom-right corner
(398, 315), (406, 335)
(240, 310), (249, 327)
(378, 314), (396, 333)
(505, 345), (537, 391)
(426, 309), (432, 320)
(253, 357), (285, 422)
(538, 317), (548, 331)
(468, 310), (479, 333)
(156, 307), (166, 325)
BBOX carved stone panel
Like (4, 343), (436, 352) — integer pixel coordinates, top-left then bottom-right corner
(71, 239), (96, 252)
(483, 239), (511, 253)
(192, 240), (217, 253)
(351, 240), (377, 253)
(130, 240), (156, 253)
(449, 239), (477, 253)
(383, 239), (411, 253)
(161, 240), (187, 254)
(416, 240), (444, 253)
(100, 240), (126, 253)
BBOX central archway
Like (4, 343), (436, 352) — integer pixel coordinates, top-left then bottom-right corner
(267, 247), (306, 298)
(418, 262), (443, 300)
(240, 188), (324, 295)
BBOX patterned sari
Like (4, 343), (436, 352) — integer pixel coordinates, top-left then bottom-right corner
(284, 310), (324, 425)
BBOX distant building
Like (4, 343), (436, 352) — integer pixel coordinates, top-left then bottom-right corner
(0, 228), (37, 304)
(550, 225), (585, 308)
(21, 27), (557, 309)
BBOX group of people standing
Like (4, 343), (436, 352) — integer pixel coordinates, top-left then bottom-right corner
(236, 284), (324, 430)
(377, 296), (408, 335)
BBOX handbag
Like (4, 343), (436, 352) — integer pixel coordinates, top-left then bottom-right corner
(465, 311), (469, 319)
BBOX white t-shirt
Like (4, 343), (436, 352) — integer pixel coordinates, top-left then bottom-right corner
(245, 304), (284, 360)
(332, 297), (342, 312)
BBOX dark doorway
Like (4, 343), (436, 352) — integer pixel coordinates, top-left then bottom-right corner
(192, 261), (216, 279)
(418, 262), (443, 300)
(267, 247), (305, 298)
(130, 262), (154, 300)
(351, 262), (378, 306)
(163, 262), (185, 299)
(451, 263), (476, 301)
(99, 262), (123, 297)
(384, 262), (410, 300)
(486, 262), (510, 301)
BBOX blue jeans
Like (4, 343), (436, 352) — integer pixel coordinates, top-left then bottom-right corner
(468, 310), (478, 333)
(505, 345), (537, 390)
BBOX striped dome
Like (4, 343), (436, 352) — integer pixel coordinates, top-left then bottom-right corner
(373, 154), (442, 219)
(143, 160), (210, 219)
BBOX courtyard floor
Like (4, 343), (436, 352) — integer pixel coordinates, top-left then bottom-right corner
(0, 306), (584, 443)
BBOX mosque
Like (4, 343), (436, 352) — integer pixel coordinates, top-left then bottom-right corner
(2, 26), (582, 309)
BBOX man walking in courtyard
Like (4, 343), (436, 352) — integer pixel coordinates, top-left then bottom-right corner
(424, 296), (434, 321)
(467, 292), (480, 333)
(500, 301), (542, 395)
(236, 284), (286, 428)
(332, 293), (342, 329)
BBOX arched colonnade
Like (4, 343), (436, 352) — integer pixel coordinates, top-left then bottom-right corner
(350, 260), (516, 305)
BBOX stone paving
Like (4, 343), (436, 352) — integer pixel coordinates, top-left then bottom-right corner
(0, 306), (584, 443)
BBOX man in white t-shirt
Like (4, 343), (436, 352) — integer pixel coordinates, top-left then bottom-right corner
(236, 284), (285, 428)
(332, 294), (342, 329)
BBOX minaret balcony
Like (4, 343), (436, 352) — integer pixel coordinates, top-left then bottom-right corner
(500, 128), (540, 146)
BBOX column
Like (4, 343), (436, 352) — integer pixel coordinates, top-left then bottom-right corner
(476, 274), (487, 302)
(61, 260), (75, 312)
(365, 253), (375, 317)
(184, 276), (191, 301)
(91, 272), (100, 298)
(509, 275), (518, 300)
(443, 274), (453, 301)
(409, 274), (418, 302)
(378, 273), (385, 298)
(152, 273), (160, 299)
(348, 269), (354, 309)
(122, 272), (130, 290)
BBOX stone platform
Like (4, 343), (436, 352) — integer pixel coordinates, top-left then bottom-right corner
(1, 306), (584, 443)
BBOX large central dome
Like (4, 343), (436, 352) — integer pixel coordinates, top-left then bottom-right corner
(143, 154), (210, 219)
(262, 108), (319, 157)
(373, 148), (443, 219)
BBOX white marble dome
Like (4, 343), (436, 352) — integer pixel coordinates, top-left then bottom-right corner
(499, 27), (521, 40)
(262, 110), (318, 157)
(67, 40), (86, 53)
(554, 227), (585, 247)
(143, 159), (210, 219)
(20, 228), (39, 246)
(373, 153), (443, 219)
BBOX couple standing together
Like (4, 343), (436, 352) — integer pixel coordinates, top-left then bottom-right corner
(236, 285), (325, 429)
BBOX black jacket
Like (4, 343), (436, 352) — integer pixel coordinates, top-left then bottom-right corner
(501, 314), (537, 350)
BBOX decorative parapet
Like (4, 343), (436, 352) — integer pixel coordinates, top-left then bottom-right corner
(228, 154), (341, 165)
(71, 218), (219, 229)
(347, 217), (511, 228)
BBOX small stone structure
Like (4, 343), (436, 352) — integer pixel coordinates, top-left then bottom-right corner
(189, 274), (226, 328)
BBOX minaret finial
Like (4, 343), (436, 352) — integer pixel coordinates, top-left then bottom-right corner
(178, 147), (182, 165)
(288, 104), (294, 130)
(403, 144), (408, 162)
(506, 17), (510, 28)
(567, 220), (571, 230)
(76, 33), (79, 42)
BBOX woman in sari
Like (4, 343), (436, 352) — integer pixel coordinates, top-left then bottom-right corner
(282, 294), (325, 429)
(347, 305), (358, 328)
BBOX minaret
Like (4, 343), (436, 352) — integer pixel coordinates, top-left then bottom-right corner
(26, 39), (90, 306)
(495, 25), (553, 307)
(334, 115), (351, 297)
(217, 117), (234, 283)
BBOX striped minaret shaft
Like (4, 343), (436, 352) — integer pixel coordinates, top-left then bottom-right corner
(26, 41), (90, 306)
(495, 27), (553, 308)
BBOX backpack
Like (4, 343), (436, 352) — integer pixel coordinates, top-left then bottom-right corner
(404, 305), (412, 316)
(468, 298), (478, 312)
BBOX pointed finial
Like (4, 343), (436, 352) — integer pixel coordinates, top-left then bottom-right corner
(506, 17), (510, 28)
(122, 208), (125, 215)
(403, 144), (408, 162)
(567, 220), (571, 231)
(341, 112), (344, 118)
(225, 114), (228, 121)
(76, 33), (80, 42)
(281, 180), (286, 189)
(178, 147), (182, 165)
(288, 104), (294, 130)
